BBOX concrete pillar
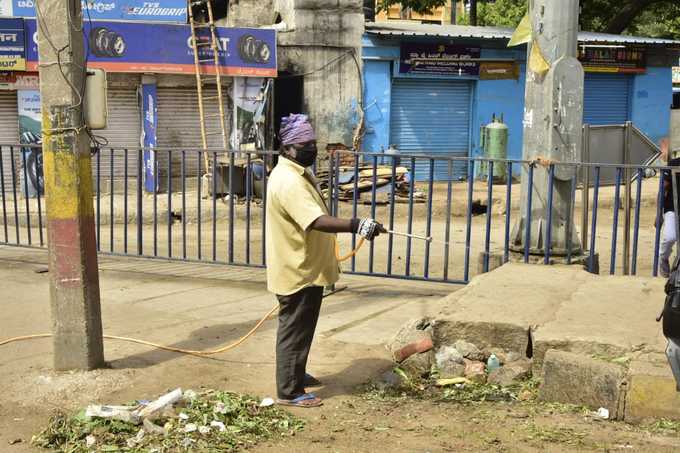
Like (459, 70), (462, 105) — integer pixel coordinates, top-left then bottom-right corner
(511, 0), (584, 256)
(37, 0), (105, 370)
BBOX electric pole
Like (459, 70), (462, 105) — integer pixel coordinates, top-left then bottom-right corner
(511, 0), (584, 257)
(37, 0), (105, 370)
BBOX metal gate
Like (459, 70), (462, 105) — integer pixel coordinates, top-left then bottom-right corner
(157, 86), (231, 178)
(584, 73), (632, 125)
(94, 87), (142, 182)
(0, 91), (18, 195)
(390, 78), (472, 180)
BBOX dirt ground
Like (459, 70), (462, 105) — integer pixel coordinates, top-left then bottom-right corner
(2, 248), (680, 452)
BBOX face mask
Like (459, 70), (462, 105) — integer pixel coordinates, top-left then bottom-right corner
(293, 143), (317, 167)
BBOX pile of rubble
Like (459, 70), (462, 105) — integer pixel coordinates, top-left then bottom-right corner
(386, 318), (532, 387)
(317, 165), (426, 204)
(32, 388), (303, 452)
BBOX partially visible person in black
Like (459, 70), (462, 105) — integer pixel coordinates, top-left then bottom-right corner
(660, 138), (680, 277)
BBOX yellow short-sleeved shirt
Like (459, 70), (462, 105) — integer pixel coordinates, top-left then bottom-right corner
(265, 157), (340, 295)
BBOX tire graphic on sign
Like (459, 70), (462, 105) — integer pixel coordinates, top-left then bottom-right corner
(238, 35), (271, 64)
(89, 27), (127, 58)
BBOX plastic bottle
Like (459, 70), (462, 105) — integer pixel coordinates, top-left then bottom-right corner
(487, 354), (500, 372)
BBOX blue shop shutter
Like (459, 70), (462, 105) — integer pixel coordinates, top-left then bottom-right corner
(584, 73), (632, 126)
(390, 79), (472, 180)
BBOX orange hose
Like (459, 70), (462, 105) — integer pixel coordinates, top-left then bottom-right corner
(335, 236), (365, 262)
(0, 239), (367, 356)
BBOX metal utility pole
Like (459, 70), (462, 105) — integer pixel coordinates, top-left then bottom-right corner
(37, 0), (105, 370)
(511, 0), (584, 256)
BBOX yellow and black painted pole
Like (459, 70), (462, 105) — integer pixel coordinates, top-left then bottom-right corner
(37, 0), (104, 370)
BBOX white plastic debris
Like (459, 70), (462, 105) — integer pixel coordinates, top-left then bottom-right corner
(198, 425), (211, 435)
(183, 389), (198, 401)
(143, 418), (166, 435)
(85, 405), (140, 424)
(179, 412), (190, 421)
(596, 407), (610, 420)
(36, 375), (53, 385)
(85, 435), (96, 448)
(213, 401), (227, 414)
(260, 397), (275, 407)
(210, 420), (226, 432)
(125, 429), (145, 449)
(184, 423), (198, 433)
(135, 388), (183, 420)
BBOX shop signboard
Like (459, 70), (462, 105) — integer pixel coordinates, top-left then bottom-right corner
(0, 0), (187, 22)
(479, 61), (519, 80)
(673, 66), (680, 85)
(24, 19), (277, 77)
(0, 72), (38, 90)
(400, 43), (480, 76)
(578, 45), (646, 74)
(0, 17), (25, 71)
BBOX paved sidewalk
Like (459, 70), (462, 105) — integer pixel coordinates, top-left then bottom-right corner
(0, 245), (454, 451)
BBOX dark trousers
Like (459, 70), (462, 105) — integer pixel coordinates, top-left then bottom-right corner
(276, 286), (323, 400)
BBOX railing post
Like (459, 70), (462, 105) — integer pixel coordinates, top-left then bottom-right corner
(136, 149), (143, 256)
(581, 124), (590, 252)
(623, 121), (632, 275)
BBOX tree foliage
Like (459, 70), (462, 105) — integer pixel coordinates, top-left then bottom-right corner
(377, 0), (680, 39)
(376, 0), (448, 15)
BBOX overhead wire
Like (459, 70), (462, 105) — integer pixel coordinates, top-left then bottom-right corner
(276, 50), (353, 79)
(34, 0), (107, 147)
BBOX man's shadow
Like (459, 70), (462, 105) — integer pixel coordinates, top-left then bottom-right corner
(310, 357), (394, 400)
(107, 318), (279, 369)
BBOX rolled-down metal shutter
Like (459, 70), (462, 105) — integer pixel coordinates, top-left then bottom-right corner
(0, 91), (19, 195)
(156, 87), (231, 179)
(93, 87), (141, 180)
(390, 78), (472, 180)
(584, 73), (632, 126)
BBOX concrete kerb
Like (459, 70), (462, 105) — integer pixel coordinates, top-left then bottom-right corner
(418, 262), (680, 423)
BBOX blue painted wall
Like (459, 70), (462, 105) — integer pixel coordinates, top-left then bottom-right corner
(363, 60), (392, 153)
(473, 48), (526, 162)
(362, 34), (673, 163)
(631, 66), (673, 145)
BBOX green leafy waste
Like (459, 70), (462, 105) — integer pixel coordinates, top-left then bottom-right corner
(32, 390), (304, 452)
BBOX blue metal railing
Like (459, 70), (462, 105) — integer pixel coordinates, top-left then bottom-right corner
(0, 144), (673, 284)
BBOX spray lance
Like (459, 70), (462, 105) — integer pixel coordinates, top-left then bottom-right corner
(337, 218), (447, 262)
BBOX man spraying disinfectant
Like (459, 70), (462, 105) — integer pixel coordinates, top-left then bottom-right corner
(266, 114), (386, 408)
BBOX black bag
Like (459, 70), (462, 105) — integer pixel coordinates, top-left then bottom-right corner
(663, 258), (680, 340)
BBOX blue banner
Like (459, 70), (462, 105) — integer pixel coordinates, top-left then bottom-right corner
(9, 0), (187, 22)
(18, 89), (42, 197)
(141, 82), (157, 192)
(0, 17), (25, 71)
(24, 19), (277, 77)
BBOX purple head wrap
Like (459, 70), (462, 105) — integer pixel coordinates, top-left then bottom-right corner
(279, 114), (316, 146)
